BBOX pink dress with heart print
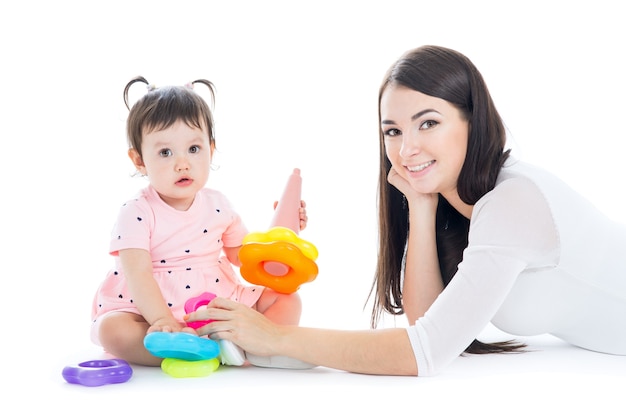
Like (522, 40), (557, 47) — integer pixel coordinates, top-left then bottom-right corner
(90, 185), (263, 345)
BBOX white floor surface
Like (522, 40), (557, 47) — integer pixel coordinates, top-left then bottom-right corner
(12, 324), (624, 416)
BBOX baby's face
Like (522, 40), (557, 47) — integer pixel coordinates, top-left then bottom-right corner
(131, 120), (214, 211)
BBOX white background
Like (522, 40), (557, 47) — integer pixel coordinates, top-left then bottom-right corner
(1, 0), (625, 414)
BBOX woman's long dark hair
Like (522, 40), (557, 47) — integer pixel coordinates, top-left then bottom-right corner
(369, 45), (523, 355)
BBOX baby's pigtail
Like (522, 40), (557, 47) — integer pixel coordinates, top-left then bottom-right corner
(123, 76), (151, 110)
(188, 79), (216, 110)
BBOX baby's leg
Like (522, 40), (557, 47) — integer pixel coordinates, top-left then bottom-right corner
(246, 289), (314, 369)
(255, 289), (302, 325)
(97, 311), (162, 366)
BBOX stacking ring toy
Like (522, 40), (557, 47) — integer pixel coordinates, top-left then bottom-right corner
(243, 226), (318, 260)
(161, 357), (220, 378)
(144, 332), (220, 361)
(62, 359), (132, 387)
(239, 240), (319, 294)
(184, 292), (216, 329)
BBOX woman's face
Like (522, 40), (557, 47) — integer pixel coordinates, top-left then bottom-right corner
(380, 85), (469, 200)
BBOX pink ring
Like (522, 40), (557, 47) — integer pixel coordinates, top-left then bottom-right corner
(184, 292), (216, 329)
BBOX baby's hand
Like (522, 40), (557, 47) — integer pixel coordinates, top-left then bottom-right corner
(147, 317), (187, 334)
(273, 199), (308, 231)
(299, 200), (308, 231)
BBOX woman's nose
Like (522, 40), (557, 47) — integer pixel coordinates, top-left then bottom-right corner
(399, 133), (420, 159)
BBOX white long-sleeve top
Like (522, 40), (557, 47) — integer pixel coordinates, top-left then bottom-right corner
(406, 158), (626, 376)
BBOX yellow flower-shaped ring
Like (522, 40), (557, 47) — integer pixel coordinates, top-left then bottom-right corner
(239, 227), (319, 294)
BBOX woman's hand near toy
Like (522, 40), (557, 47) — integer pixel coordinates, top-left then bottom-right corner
(188, 297), (418, 375)
(188, 297), (282, 356)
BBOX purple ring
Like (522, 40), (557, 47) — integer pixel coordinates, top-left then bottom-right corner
(62, 359), (133, 387)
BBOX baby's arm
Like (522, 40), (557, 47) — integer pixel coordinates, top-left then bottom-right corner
(119, 248), (185, 333)
(223, 246), (242, 267)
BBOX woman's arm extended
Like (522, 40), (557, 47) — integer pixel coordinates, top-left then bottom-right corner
(187, 297), (418, 376)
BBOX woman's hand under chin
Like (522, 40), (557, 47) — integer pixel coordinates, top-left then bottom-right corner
(387, 167), (439, 209)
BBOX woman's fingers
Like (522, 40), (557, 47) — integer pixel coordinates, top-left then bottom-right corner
(208, 296), (240, 310)
(184, 297), (239, 327)
(184, 297), (279, 356)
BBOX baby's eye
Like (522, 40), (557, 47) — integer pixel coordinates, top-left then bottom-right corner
(383, 128), (401, 137)
(189, 145), (201, 154)
(159, 148), (172, 157)
(420, 120), (438, 130)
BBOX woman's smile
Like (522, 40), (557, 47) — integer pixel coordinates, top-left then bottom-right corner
(406, 160), (435, 173)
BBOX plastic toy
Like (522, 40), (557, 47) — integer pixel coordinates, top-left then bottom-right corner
(144, 331), (220, 361)
(161, 357), (220, 378)
(243, 226), (318, 260)
(239, 168), (319, 293)
(62, 359), (133, 387)
(184, 291), (216, 329)
(239, 240), (318, 293)
(143, 294), (225, 378)
(183, 292), (246, 366)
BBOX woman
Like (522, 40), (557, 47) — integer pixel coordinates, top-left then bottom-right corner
(187, 45), (626, 376)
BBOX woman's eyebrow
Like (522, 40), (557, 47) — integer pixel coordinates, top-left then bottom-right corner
(411, 108), (438, 121)
(381, 108), (439, 125)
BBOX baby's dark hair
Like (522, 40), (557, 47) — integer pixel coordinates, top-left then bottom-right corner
(123, 76), (217, 158)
